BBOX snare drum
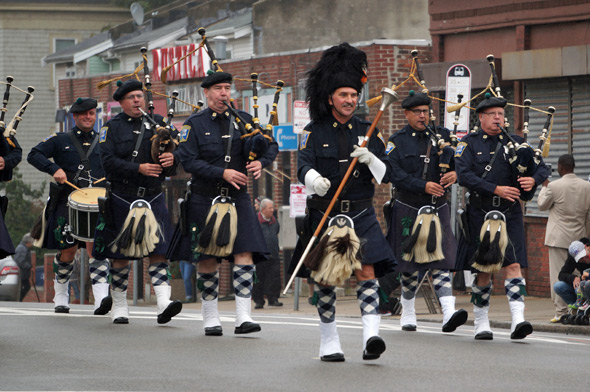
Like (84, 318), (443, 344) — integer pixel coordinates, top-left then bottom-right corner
(68, 187), (106, 242)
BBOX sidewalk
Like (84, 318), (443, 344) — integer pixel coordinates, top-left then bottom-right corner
(178, 291), (590, 336)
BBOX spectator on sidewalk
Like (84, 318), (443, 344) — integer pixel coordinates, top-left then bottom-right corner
(538, 154), (590, 323)
(14, 233), (33, 301)
(554, 239), (590, 316)
(253, 198), (283, 308)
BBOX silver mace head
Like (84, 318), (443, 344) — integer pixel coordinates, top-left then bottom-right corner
(379, 87), (398, 111)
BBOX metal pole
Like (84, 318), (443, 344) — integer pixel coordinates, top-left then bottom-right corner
(79, 250), (86, 305)
(133, 259), (138, 305)
(293, 277), (300, 311)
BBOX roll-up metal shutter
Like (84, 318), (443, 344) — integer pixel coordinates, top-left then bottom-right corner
(524, 76), (590, 215)
(571, 76), (590, 180)
(524, 78), (570, 215)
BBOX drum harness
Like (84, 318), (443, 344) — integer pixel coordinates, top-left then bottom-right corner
(68, 130), (99, 187)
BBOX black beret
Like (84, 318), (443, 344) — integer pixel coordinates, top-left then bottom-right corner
(201, 72), (233, 88)
(112, 79), (143, 101)
(401, 91), (431, 109)
(69, 98), (97, 113)
(476, 95), (507, 113)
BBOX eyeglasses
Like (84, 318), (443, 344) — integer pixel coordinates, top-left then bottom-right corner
(410, 109), (429, 115)
(124, 93), (144, 100)
(481, 111), (505, 118)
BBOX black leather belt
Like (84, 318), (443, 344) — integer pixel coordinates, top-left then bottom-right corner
(307, 197), (373, 213)
(111, 183), (162, 197)
(395, 191), (446, 208)
(469, 193), (515, 211)
(191, 183), (244, 199)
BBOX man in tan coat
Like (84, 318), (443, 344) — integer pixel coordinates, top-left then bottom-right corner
(538, 154), (590, 322)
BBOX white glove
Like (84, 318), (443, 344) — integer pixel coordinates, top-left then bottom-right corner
(350, 145), (386, 185)
(350, 145), (375, 165)
(313, 176), (331, 197)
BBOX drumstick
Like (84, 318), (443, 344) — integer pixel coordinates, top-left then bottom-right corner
(64, 180), (87, 195)
(93, 177), (106, 185)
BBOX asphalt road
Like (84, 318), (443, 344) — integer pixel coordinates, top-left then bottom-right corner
(1, 301), (588, 391)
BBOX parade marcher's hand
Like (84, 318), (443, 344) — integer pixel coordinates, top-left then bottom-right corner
(518, 176), (536, 192)
(246, 160), (263, 179)
(53, 168), (67, 184)
(313, 176), (331, 197)
(0, 157), (5, 170)
(440, 171), (457, 188)
(494, 185), (520, 202)
(158, 152), (175, 168)
(350, 145), (376, 166)
(425, 181), (445, 197)
(139, 163), (163, 177)
(573, 276), (581, 289)
(223, 169), (248, 190)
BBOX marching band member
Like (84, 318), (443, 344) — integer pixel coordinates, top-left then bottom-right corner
(289, 43), (395, 361)
(169, 71), (277, 336)
(93, 80), (182, 325)
(27, 98), (111, 315)
(454, 95), (549, 340)
(386, 91), (467, 333)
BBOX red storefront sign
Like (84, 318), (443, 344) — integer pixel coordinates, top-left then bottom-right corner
(152, 44), (210, 82)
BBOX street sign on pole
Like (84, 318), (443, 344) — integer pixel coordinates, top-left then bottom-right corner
(273, 125), (298, 151)
(444, 64), (472, 139)
(293, 100), (310, 134)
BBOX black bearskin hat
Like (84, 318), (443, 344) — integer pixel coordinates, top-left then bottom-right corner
(305, 43), (367, 122)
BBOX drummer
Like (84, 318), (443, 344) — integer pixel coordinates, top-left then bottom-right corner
(27, 98), (111, 315)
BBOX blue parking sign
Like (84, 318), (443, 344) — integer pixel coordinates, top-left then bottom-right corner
(273, 125), (298, 151)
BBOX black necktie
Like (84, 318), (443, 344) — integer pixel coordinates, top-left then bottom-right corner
(337, 125), (349, 181)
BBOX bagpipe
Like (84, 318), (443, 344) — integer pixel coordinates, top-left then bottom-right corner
(0, 76), (35, 139)
(161, 27), (282, 162)
(0, 76), (34, 182)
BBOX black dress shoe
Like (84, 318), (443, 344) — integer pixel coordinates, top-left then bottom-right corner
(113, 317), (129, 324)
(268, 301), (283, 307)
(510, 321), (533, 340)
(54, 306), (70, 314)
(320, 353), (345, 362)
(157, 300), (183, 324)
(234, 321), (261, 334)
(401, 324), (416, 331)
(94, 296), (113, 316)
(205, 326), (223, 336)
(254, 303), (264, 309)
(363, 336), (386, 360)
(474, 331), (493, 340)
(442, 309), (468, 333)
